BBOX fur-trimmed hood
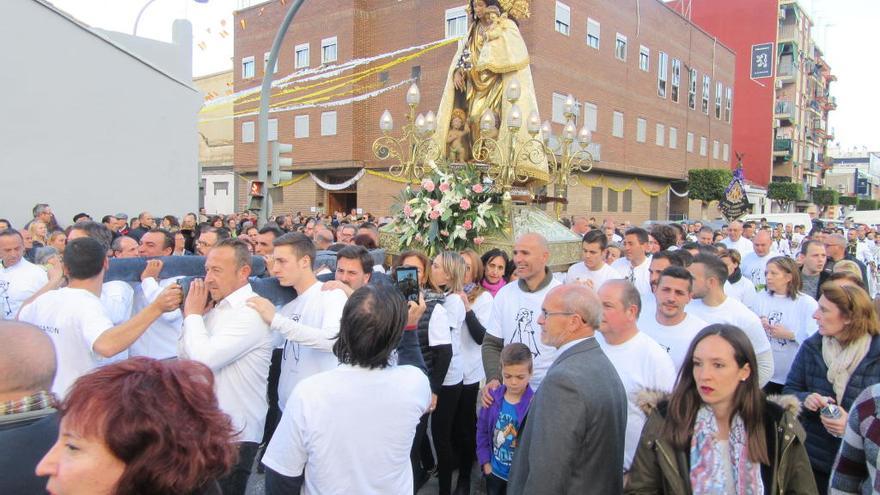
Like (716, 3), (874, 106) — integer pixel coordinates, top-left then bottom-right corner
(635, 388), (802, 418)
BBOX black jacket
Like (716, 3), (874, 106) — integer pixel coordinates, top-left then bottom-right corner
(0, 409), (59, 494)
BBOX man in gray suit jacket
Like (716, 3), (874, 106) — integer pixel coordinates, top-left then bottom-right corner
(507, 284), (627, 494)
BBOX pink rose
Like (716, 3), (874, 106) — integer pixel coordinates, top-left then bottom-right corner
(463, 220), (473, 230)
(429, 199), (439, 208)
(429, 210), (441, 220)
(439, 182), (451, 192)
(472, 184), (484, 193)
(403, 205), (413, 217)
(459, 199), (471, 210)
(421, 179), (435, 192)
(474, 236), (485, 245)
(440, 230), (449, 237)
(415, 234), (423, 242)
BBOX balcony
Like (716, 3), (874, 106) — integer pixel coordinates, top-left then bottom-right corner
(778, 23), (798, 43)
(774, 138), (793, 159)
(777, 62), (797, 80)
(775, 100), (795, 123)
(824, 96), (837, 110)
(808, 100), (821, 115)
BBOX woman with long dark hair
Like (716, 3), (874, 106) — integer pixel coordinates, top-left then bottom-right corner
(627, 324), (816, 494)
(479, 248), (510, 297)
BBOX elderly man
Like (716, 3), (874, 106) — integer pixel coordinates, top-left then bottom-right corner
(0, 229), (48, 320)
(824, 233), (869, 282)
(697, 226), (715, 246)
(110, 235), (138, 258)
(571, 216), (590, 237)
(507, 284), (627, 494)
(720, 220), (754, 255)
(740, 229), (774, 291)
(0, 321), (58, 494)
(128, 211), (155, 242)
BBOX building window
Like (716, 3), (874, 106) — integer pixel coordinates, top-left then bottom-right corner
(445, 6), (468, 38)
(688, 68), (697, 110)
(241, 56), (255, 79)
(295, 43), (309, 69)
(650, 196), (659, 220)
(612, 111), (624, 138)
(241, 121), (255, 143)
(723, 143), (730, 162)
(321, 111), (337, 136)
(639, 45), (650, 71)
(715, 82), (723, 119)
(657, 52), (668, 98)
(669, 127), (678, 149)
(321, 37), (338, 64)
(583, 102), (598, 132)
(700, 136), (708, 156)
(622, 190), (633, 212)
(615, 33), (627, 61)
(725, 87), (733, 123)
(701, 75), (710, 115)
(294, 115), (309, 138)
(586, 18), (600, 49)
(555, 2), (571, 36)
(608, 189), (618, 212)
(713, 140), (720, 159)
(671, 59), (681, 103)
(655, 123), (665, 146)
(263, 52), (277, 74)
(551, 92), (569, 124)
(268, 118), (278, 141)
(636, 118), (647, 143)
(213, 181), (229, 195)
(686, 132), (694, 153)
(591, 187), (603, 212)
(411, 65), (421, 80)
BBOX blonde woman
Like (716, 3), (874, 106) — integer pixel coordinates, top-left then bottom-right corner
(28, 221), (48, 248)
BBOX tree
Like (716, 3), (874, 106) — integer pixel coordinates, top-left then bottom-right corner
(811, 188), (839, 216)
(839, 195), (858, 207)
(767, 182), (803, 212)
(688, 169), (733, 219)
(857, 198), (879, 211)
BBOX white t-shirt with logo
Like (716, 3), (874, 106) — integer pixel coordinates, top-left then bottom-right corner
(753, 291), (819, 384)
(686, 297), (771, 356)
(263, 364), (431, 494)
(460, 291), (492, 385)
(0, 258), (47, 320)
(564, 262), (622, 290)
(487, 276), (562, 389)
(721, 236), (754, 256)
(596, 332), (676, 470)
(18, 287), (113, 398)
(612, 257), (653, 303)
(741, 252), (773, 291)
(638, 312), (708, 372)
(277, 281), (348, 410)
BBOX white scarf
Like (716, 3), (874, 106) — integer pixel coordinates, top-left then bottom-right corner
(822, 334), (871, 404)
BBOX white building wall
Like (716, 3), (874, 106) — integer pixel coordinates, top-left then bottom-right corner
(0, 1), (202, 227)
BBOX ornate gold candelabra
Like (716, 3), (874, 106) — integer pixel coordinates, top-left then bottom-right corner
(542, 94), (595, 220)
(372, 83), (445, 184)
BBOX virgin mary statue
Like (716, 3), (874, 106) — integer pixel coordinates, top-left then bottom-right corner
(433, 0), (549, 184)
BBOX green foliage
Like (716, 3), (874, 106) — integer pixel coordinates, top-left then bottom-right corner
(857, 198), (879, 211)
(767, 182), (803, 203)
(687, 169), (733, 204)
(811, 188), (839, 207)
(838, 195), (858, 207)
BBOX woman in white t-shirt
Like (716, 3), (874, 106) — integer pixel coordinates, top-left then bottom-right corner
(720, 248), (758, 311)
(753, 256), (818, 394)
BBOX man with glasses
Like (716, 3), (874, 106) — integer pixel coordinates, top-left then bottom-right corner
(196, 226), (230, 256)
(824, 233), (869, 282)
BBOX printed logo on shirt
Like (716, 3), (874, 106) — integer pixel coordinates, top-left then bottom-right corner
(282, 314), (302, 362)
(767, 311), (788, 346)
(0, 280), (11, 317)
(513, 308), (540, 357)
(36, 324), (60, 335)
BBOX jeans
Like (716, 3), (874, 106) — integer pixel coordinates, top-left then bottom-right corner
(485, 473), (507, 495)
(433, 382), (463, 495)
(218, 441), (259, 495)
(452, 382), (479, 490)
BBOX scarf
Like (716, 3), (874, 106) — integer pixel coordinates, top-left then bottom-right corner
(728, 267), (743, 284)
(481, 277), (506, 297)
(823, 334), (871, 404)
(690, 405), (763, 495)
(0, 390), (56, 416)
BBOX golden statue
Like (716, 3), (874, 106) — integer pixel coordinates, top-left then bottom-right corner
(433, 0), (549, 183)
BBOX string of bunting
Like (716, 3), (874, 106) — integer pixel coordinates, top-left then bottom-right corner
(575, 175), (689, 198)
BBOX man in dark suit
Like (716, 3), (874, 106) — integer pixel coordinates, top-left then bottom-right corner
(508, 284), (627, 494)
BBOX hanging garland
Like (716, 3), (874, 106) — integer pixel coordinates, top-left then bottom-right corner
(309, 169), (366, 190)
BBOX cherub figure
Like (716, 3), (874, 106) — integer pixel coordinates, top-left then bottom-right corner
(446, 108), (470, 162)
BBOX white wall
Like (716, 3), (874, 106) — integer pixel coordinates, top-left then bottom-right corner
(203, 172), (235, 215)
(0, 1), (202, 228)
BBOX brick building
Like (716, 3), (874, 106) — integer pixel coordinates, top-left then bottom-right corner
(232, 0), (734, 223)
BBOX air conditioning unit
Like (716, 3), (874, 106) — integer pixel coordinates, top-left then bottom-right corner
(775, 79), (784, 89)
(779, 8), (786, 19)
(774, 119), (782, 128)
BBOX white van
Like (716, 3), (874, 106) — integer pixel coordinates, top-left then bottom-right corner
(740, 213), (812, 232)
(846, 211), (880, 227)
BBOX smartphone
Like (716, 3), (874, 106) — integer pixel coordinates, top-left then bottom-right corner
(395, 266), (420, 303)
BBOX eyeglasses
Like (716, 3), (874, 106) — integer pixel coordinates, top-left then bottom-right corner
(541, 310), (576, 319)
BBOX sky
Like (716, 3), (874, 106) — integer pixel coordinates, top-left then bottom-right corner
(48, 0), (879, 151)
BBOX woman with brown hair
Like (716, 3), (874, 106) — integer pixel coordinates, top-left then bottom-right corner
(627, 324), (816, 494)
(784, 283), (880, 493)
(753, 256), (819, 395)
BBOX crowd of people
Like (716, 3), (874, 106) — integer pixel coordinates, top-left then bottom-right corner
(3, 203), (880, 494)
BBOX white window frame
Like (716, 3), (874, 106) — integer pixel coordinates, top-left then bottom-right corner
(263, 52), (277, 74)
(612, 111), (624, 138)
(655, 123), (665, 146)
(551, 92), (568, 124)
(686, 132), (694, 152)
(715, 81), (723, 119)
(639, 45), (650, 71)
(671, 59), (681, 103)
(295, 43), (310, 69)
(321, 111), (337, 136)
(700, 136), (708, 156)
(688, 68), (697, 110)
(636, 118), (647, 143)
(321, 36), (338, 64)
(657, 52), (668, 98)
(586, 18), (600, 49)
(445, 6), (468, 39)
(725, 87), (733, 123)
(294, 115), (309, 139)
(583, 102), (598, 132)
(267, 118), (278, 141)
(241, 56), (255, 79)
(615, 33), (627, 61)
(669, 127), (678, 149)
(241, 121), (255, 143)
(723, 143), (730, 162)
(555, 2), (571, 36)
(702, 75), (711, 115)
(713, 140), (720, 159)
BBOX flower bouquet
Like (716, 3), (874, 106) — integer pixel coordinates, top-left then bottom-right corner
(387, 164), (505, 256)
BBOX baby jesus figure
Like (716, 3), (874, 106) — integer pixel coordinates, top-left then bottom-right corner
(446, 108), (470, 163)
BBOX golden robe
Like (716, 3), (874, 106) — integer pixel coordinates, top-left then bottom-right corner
(434, 18), (549, 184)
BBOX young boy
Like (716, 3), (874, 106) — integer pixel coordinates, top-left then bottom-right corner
(476, 343), (534, 494)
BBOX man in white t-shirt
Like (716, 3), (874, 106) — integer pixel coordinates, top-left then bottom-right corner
(595, 280), (676, 471)
(482, 233), (561, 399)
(639, 266), (707, 371)
(611, 227), (653, 303)
(741, 230), (774, 291)
(246, 232), (348, 411)
(564, 229), (621, 289)
(262, 284), (431, 494)
(642, 250), (683, 320)
(180, 238), (273, 495)
(0, 229), (47, 320)
(720, 220), (754, 255)
(18, 237), (181, 398)
(686, 253), (774, 386)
